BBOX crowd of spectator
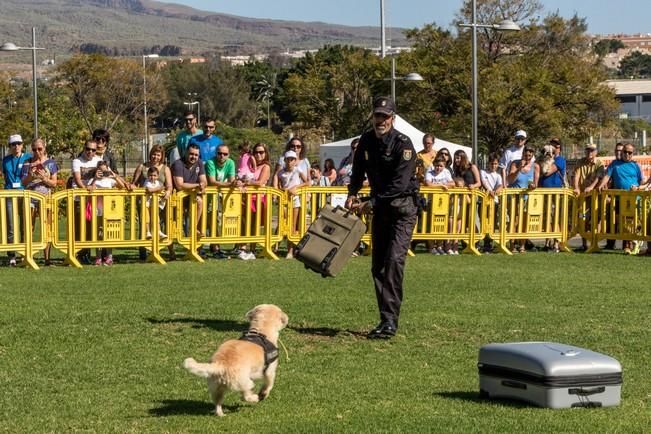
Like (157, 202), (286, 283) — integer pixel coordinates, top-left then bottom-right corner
(1, 114), (649, 266)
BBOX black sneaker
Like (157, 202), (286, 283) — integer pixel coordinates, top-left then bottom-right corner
(212, 250), (228, 260)
(367, 321), (397, 339)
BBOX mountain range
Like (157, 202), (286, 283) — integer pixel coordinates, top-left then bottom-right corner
(0, 0), (409, 57)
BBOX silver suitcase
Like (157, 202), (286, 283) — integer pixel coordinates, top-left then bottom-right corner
(478, 342), (622, 408)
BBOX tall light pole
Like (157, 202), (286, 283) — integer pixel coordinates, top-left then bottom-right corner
(380, 0), (386, 58)
(183, 101), (200, 124)
(459, 0), (520, 163)
(187, 92), (200, 124)
(142, 53), (159, 159)
(1, 27), (45, 139)
(387, 57), (423, 107)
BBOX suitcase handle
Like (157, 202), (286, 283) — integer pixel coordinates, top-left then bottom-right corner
(501, 380), (527, 390)
(333, 205), (353, 218)
(568, 386), (605, 396)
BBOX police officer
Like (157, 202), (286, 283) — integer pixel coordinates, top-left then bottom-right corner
(345, 96), (419, 339)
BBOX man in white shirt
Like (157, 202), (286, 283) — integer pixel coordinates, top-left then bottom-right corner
(71, 140), (102, 264)
(499, 130), (534, 185)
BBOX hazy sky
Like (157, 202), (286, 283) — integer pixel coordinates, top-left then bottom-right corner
(174, 0), (649, 35)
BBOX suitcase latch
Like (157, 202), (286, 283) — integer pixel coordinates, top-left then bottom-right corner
(323, 225), (335, 235)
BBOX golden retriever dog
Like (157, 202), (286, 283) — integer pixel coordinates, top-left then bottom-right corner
(183, 304), (288, 416)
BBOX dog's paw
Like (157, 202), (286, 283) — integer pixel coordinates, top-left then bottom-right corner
(244, 393), (259, 403)
(183, 357), (196, 369)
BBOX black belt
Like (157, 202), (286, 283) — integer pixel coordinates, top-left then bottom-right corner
(238, 330), (279, 372)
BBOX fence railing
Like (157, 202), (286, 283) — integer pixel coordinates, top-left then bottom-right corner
(1, 187), (648, 269)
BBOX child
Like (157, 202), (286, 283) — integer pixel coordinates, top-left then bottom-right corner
(143, 166), (167, 240)
(89, 161), (127, 265)
(310, 163), (329, 186)
(424, 157), (455, 255)
(273, 150), (309, 259)
(480, 153), (503, 253)
(237, 141), (257, 183)
(424, 157), (454, 189)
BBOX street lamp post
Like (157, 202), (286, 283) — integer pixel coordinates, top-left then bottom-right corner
(387, 57), (423, 107)
(1, 27), (45, 139)
(380, 0), (386, 58)
(142, 54), (159, 159)
(186, 93), (200, 124)
(183, 101), (200, 124)
(459, 0), (520, 163)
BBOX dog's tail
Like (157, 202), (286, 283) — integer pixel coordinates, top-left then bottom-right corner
(183, 357), (224, 378)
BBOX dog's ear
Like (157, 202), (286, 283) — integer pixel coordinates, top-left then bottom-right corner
(245, 306), (259, 322)
(280, 312), (289, 328)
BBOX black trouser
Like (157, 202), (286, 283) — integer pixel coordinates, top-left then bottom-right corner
(371, 198), (418, 325)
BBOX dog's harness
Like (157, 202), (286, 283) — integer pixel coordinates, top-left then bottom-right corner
(238, 330), (278, 372)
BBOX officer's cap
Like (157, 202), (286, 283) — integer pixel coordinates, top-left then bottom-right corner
(373, 96), (396, 116)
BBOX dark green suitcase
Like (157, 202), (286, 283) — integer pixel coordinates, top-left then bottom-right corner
(295, 205), (367, 277)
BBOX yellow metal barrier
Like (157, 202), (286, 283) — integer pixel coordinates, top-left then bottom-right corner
(50, 189), (173, 267)
(590, 189), (651, 250)
(413, 187), (486, 255)
(569, 192), (597, 252)
(176, 186), (285, 260)
(9, 186), (650, 269)
(0, 190), (48, 269)
(490, 188), (574, 255)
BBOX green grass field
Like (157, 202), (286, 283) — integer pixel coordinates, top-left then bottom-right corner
(1, 252), (649, 433)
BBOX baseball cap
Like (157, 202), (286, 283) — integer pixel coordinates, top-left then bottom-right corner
(373, 96), (396, 116)
(585, 143), (597, 151)
(8, 134), (23, 145)
(284, 150), (298, 159)
(514, 130), (527, 139)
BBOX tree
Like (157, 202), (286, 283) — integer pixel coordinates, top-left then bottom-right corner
(594, 39), (625, 57)
(619, 51), (651, 78)
(160, 60), (258, 128)
(403, 3), (618, 154)
(280, 45), (383, 139)
(0, 74), (31, 144)
(55, 54), (168, 136)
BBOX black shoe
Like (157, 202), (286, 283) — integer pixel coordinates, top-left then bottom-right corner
(367, 321), (397, 339)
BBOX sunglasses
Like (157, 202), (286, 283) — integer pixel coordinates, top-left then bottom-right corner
(204, 125), (215, 130)
(32, 147), (44, 151)
(185, 118), (194, 122)
(439, 152), (449, 156)
(10, 142), (22, 146)
(85, 147), (97, 152)
(290, 145), (302, 149)
(623, 150), (634, 155)
(254, 150), (265, 155)
(217, 152), (229, 156)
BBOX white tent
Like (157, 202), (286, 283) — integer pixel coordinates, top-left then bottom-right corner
(318, 115), (472, 168)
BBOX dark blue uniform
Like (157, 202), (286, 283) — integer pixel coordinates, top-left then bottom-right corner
(348, 126), (419, 337)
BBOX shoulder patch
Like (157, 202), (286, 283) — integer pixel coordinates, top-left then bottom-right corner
(403, 150), (412, 161)
(398, 133), (409, 142)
